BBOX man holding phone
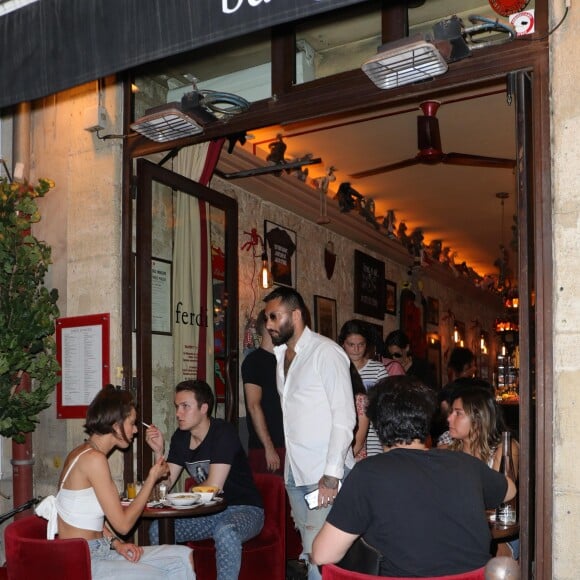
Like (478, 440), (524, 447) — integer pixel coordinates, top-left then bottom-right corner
(264, 287), (356, 580)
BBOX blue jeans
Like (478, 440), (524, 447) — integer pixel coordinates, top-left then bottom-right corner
(87, 538), (194, 579)
(149, 505), (264, 580)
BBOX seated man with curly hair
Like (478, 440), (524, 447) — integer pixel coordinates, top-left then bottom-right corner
(311, 375), (516, 578)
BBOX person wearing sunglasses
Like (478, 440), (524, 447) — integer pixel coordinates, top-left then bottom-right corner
(264, 286), (355, 580)
(384, 330), (436, 389)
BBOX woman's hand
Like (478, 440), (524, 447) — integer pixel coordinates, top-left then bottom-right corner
(144, 424), (165, 457)
(148, 454), (170, 483)
(114, 540), (144, 563)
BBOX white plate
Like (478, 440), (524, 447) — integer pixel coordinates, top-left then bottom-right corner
(170, 503), (201, 510)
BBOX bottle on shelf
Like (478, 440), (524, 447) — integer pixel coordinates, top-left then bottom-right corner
(496, 431), (517, 526)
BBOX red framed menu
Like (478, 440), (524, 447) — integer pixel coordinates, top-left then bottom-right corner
(56, 313), (110, 419)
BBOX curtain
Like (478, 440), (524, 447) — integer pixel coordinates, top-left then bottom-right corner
(172, 141), (224, 394)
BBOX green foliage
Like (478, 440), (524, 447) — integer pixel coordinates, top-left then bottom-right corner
(0, 177), (60, 442)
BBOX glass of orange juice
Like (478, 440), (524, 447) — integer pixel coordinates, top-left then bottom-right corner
(126, 482), (137, 500)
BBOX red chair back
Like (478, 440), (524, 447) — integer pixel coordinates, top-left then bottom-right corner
(4, 515), (92, 580)
(184, 472), (286, 580)
(322, 563), (486, 580)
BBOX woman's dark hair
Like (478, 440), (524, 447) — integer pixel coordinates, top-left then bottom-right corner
(338, 319), (371, 349)
(366, 375), (436, 447)
(384, 329), (410, 350)
(349, 362), (366, 397)
(84, 385), (135, 440)
(176, 379), (215, 416)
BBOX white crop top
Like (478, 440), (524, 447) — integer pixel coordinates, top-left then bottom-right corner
(35, 447), (105, 539)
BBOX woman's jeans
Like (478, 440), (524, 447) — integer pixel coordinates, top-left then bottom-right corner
(87, 537), (194, 579)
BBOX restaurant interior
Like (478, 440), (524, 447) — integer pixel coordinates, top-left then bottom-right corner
(120, 0), (540, 575)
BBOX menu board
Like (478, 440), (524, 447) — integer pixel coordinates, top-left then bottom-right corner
(56, 313), (110, 418)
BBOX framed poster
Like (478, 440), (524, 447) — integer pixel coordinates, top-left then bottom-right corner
(385, 279), (397, 316)
(56, 313), (110, 419)
(151, 257), (172, 335)
(314, 295), (337, 340)
(426, 296), (440, 326)
(264, 220), (297, 287)
(354, 250), (385, 320)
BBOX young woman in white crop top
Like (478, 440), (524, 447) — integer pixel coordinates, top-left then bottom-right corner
(36, 385), (195, 579)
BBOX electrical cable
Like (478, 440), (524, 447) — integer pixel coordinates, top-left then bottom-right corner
(519, 6), (569, 41)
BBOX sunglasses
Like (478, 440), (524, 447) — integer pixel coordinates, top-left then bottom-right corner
(264, 310), (294, 321)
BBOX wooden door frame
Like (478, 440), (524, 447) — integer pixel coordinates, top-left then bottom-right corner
(122, 4), (553, 573)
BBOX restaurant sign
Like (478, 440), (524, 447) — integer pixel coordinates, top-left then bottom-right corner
(0, 0), (368, 109)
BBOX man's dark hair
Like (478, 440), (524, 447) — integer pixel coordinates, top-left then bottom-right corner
(263, 286), (309, 322)
(176, 379), (214, 416)
(84, 384), (135, 442)
(256, 308), (267, 336)
(384, 329), (410, 350)
(366, 376), (436, 447)
(447, 347), (475, 375)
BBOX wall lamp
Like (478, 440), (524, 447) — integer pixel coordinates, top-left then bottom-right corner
(241, 228), (273, 290)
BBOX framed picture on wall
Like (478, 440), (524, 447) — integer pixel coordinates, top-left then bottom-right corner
(385, 279), (397, 316)
(354, 250), (385, 320)
(426, 296), (439, 326)
(313, 295), (337, 340)
(264, 220), (297, 288)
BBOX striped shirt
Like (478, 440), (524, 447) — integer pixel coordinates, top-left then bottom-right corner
(357, 360), (388, 457)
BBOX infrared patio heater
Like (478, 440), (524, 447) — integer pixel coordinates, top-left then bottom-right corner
(131, 86), (250, 143)
(361, 15), (516, 90)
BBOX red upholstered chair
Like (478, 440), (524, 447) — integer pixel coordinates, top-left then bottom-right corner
(184, 472), (286, 580)
(321, 563), (485, 580)
(4, 514), (92, 579)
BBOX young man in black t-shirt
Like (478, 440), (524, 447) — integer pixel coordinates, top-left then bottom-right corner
(146, 380), (264, 580)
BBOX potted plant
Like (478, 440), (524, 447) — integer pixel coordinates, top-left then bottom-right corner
(0, 177), (60, 443)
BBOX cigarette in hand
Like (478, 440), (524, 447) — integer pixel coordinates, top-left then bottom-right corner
(142, 421), (151, 428)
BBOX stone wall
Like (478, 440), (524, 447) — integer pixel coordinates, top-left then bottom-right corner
(550, 0), (580, 577)
(0, 79), (124, 563)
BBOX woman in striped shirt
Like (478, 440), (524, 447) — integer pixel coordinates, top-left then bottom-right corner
(338, 320), (388, 458)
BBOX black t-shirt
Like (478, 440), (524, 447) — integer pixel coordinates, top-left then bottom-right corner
(265, 227), (296, 286)
(327, 448), (507, 577)
(167, 418), (262, 508)
(241, 348), (285, 449)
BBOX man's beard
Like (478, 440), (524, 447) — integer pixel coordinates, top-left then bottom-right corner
(270, 318), (294, 346)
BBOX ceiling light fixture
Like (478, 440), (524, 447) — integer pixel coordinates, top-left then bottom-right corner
(361, 37), (448, 90)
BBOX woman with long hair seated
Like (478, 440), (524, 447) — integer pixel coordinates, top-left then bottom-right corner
(447, 383), (520, 559)
(36, 385), (195, 579)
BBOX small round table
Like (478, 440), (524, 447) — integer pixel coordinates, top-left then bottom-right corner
(141, 500), (226, 544)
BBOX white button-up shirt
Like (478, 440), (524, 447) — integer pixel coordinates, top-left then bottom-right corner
(274, 326), (356, 486)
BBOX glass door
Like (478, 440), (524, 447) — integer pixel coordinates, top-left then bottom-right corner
(132, 159), (238, 481)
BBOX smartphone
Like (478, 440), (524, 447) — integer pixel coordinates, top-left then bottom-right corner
(304, 481), (342, 510)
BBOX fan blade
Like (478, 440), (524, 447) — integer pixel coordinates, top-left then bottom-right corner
(349, 157), (421, 179)
(442, 152), (516, 169)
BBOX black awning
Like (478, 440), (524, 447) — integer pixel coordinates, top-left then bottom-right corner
(0, 0), (368, 110)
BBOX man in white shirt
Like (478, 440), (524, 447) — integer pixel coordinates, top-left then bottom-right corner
(264, 287), (356, 580)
